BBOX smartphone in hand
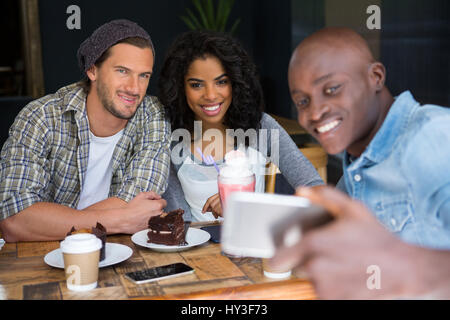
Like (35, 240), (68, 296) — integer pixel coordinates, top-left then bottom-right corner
(270, 201), (333, 250)
(221, 192), (333, 258)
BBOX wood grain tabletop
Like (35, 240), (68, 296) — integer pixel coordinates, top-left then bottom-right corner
(0, 225), (316, 300)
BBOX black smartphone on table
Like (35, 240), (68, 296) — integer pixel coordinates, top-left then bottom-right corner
(124, 263), (194, 284)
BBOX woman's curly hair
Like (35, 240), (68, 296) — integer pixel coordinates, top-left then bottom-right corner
(158, 30), (264, 133)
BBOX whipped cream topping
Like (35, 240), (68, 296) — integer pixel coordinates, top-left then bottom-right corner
(220, 150), (253, 178)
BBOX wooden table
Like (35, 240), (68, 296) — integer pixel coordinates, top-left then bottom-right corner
(0, 224), (316, 300)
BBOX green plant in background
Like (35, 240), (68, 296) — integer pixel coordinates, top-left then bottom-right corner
(180, 0), (241, 34)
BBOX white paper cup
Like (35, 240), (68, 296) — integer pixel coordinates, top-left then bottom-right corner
(60, 234), (102, 291)
(262, 258), (292, 279)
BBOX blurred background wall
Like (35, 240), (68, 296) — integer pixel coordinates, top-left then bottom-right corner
(2, 0), (448, 113)
(1, 0), (449, 186)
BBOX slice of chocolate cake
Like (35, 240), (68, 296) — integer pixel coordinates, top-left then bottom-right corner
(67, 222), (107, 261)
(147, 209), (188, 246)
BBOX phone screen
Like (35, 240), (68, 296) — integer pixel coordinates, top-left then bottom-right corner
(222, 192), (334, 258)
(271, 207), (334, 249)
(125, 263), (194, 284)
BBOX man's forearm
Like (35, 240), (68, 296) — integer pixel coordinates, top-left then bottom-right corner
(0, 201), (126, 242)
(82, 197), (128, 211)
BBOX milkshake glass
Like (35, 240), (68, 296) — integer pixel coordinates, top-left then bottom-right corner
(218, 150), (256, 209)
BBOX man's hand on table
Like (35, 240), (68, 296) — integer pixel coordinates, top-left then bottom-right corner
(122, 191), (167, 234)
(269, 186), (450, 299)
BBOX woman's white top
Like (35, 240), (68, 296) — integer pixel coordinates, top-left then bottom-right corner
(177, 147), (266, 222)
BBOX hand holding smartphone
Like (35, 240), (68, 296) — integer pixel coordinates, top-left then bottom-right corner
(221, 192), (333, 258)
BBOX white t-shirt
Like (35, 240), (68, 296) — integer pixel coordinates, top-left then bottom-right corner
(77, 129), (124, 210)
(177, 147), (266, 222)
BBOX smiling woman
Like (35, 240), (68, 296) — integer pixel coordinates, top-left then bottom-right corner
(158, 30), (323, 222)
(184, 55), (232, 129)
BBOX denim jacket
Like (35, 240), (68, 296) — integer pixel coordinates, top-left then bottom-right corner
(343, 91), (450, 249)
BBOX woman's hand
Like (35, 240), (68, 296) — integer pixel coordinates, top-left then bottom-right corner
(202, 193), (223, 219)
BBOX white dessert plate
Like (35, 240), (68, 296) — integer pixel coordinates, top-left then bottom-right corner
(131, 227), (210, 252)
(44, 243), (133, 269)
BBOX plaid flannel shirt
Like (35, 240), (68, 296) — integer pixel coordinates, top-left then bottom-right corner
(0, 83), (171, 220)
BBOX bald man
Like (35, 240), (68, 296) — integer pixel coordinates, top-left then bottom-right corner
(268, 27), (450, 299)
(288, 27), (450, 250)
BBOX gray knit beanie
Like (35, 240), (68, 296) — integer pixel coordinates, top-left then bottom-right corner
(77, 19), (155, 73)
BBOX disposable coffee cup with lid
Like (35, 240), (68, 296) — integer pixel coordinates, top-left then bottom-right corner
(262, 258), (292, 279)
(60, 233), (102, 292)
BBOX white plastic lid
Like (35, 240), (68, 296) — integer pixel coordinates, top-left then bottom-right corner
(263, 270), (292, 279)
(60, 233), (102, 254)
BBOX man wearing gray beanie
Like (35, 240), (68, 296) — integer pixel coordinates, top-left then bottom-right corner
(0, 19), (171, 242)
